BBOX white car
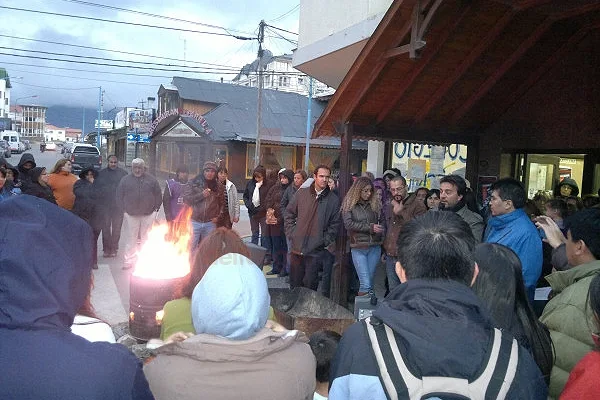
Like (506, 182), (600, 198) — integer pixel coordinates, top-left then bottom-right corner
(45, 143), (57, 151)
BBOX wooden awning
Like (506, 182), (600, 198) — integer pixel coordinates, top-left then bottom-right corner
(313, 0), (600, 143)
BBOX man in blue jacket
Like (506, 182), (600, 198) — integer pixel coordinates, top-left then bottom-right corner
(329, 212), (547, 400)
(0, 196), (154, 400)
(484, 177), (542, 301)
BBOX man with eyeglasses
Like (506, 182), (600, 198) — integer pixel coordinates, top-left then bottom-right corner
(382, 176), (426, 291)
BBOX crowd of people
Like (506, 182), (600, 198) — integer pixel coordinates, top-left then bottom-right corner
(2, 152), (600, 399)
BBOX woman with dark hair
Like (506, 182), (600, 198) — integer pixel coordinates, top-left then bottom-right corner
(0, 167), (20, 201)
(21, 167), (57, 204)
(160, 228), (275, 340)
(265, 169), (294, 276)
(72, 167), (101, 268)
(414, 187), (428, 203)
(472, 243), (554, 384)
(341, 176), (384, 296)
(216, 166), (239, 229)
(424, 188), (440, 211)
(561, 273), (600, 398)
(243, 165), (271, 260)
(47, 158), (78, 210)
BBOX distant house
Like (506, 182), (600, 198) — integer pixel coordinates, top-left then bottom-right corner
(65, 128), (82, 142)
(45, 124), (66, 142)
(149, 77), (366, 189)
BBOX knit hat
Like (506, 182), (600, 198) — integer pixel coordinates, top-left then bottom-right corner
(203, 161), (218, 171)
(191, 254), (270, 340)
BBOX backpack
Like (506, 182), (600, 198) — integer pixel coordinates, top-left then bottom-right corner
(363, 316), (519, 400)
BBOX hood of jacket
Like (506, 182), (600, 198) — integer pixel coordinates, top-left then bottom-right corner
(374, 279), (495, 379)
(29, 166), (45, 182)
(156, 327), (307, 362)
(0, 196), (94, 330)
(17, 152), (36, 171)
(557, 178), (579, 196)
(279, 169), (294, 185)
(192, 254), (270, 340)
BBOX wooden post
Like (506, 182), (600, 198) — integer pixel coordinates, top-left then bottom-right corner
(331, 122), (352, 306)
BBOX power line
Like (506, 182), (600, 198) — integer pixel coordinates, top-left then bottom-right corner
(0, 34), (245, 68)
(0, 52), (245, 74)
(0, 6), (255, 40)
(267, 4), (300, 23)
(3, 46), (242, 72)
(6, 67), (170, 86)
(265, 26), (298, 46)
(12, 81), (98, 90)
(55, 0), (255, 36)
(265, 24), (298, 36)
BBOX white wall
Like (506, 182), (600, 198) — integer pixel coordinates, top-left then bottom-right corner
(298, 0), (393, 48)
(45, 129), (66, 142)
(0, 80), (9, 118)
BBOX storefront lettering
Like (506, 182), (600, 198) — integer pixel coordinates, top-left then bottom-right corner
(149, 108), (213, 136)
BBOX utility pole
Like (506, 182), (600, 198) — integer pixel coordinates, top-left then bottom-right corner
(81, 107), (85, 142)
(254, 20), (265, 168)
(96, 87), (101, 149)
(304, 77), (313, 172)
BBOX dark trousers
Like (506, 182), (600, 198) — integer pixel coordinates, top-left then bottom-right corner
(290, 249), (330, 291)
(100, 209), (124, 253)
(320, 250), (335, 298)
(267, 224), (287, 273)
(250, 215), (271, 259)
(92, 228), (100, 265)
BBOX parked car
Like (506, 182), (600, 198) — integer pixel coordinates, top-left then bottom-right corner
(0, 140), (11, 158)
(22, 140), (32, 150)
(1, 131), (25, 154)
(45, 143), (57, 151)
(61, 142), (74, 155)
(68, 143), (102, 174)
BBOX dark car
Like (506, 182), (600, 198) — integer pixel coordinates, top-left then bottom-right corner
(0, 140), (11, 158)
(68, 144), (102, 174)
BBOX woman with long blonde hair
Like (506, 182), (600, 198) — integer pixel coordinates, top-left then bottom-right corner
(341, 176), (384, 296)
(47, 158), (78, 210)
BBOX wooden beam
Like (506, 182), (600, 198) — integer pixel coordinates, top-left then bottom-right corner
(414, 9), (515, 123)
(375, 4), (473, 125)
(549, 2), (600, 20)
(451, 18), (553, 124)
(409, 0), (424, 59)
(331, 122), (352, 307)
(384, 41), (425, 59)
(313, 0), (420, 137)
(418, 0), (445, 39)
(342, 11), (417, 123)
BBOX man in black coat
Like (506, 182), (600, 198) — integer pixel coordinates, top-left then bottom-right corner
(95, 155), (128, 258)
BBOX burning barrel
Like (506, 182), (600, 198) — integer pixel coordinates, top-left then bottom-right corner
(129, 274), (186, 341)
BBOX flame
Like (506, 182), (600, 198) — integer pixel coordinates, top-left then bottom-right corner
(132, 207), (193, 280)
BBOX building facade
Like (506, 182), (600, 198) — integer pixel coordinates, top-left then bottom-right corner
(44, 124), (66, 142)
(0, 68), (11, 119)
(20, 105), (47, 138)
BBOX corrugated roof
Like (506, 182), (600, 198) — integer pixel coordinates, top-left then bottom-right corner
(171, 77), (367, 148)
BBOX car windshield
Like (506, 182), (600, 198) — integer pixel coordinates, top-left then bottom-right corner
(74, 147), (99, 154)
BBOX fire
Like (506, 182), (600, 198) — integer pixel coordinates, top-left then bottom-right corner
(132, 207), (193, 280)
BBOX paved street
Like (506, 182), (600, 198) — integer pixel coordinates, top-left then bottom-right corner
(15, 145), (286, 326)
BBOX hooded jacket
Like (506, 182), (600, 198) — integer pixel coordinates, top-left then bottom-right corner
(72, 167), (102, 229)
(554, 177), (579, 197)
(17, 152), (36, 183)
(182, 173), (225, 223)
(144, 254), (315, 400)
(484, 208), (543, 296)
(329, 279), (548, 400)
(265, 169), (294, 234)
(284, 183), (341, 255)
(21, 167), (57, 204)
(0, 196), (154, 400)
(540, 259), (600, 399)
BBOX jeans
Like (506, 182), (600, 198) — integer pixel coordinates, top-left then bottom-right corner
(267, 224), (287, 274)
(191, 220), (216, 250)
(385, 255), (402, 292)
(250, 216), (271, 259)
(100, 209), (124, 253)
(351, 246), (381, 293)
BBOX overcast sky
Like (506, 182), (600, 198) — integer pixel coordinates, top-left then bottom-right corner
(1, 0), (299, 110)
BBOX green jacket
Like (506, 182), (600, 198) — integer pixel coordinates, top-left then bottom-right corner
(540, 260), (600, 399)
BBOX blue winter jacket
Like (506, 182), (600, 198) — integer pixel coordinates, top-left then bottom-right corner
(484, 208), (543, 299)
(329, 279), (548, 400)
(0, 195), (154, 400)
